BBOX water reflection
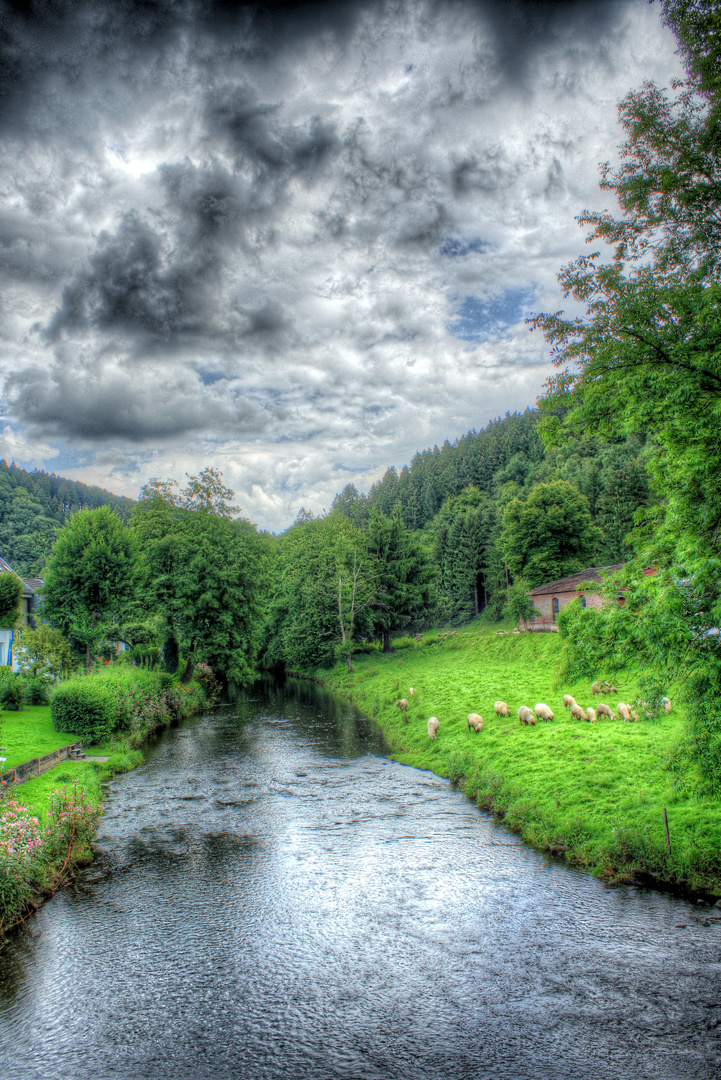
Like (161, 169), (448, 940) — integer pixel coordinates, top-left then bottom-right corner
(0, 679), (719, 1080)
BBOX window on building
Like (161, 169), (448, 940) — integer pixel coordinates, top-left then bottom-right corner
(580, 595), (586, 608)
(552, 597), (559, 620)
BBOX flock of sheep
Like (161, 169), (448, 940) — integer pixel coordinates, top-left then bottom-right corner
(395, 679), (672, 740)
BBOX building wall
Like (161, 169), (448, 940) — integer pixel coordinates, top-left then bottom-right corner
(526, 589), (603, 629)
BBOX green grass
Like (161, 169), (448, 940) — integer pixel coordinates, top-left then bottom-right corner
(322, 623), (721, 895)
(0, 706), (81, 769)
(0, 706), (144, 820)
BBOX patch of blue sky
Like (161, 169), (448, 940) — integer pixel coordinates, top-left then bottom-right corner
(439, 236), (490, 258)
(448, 286), (536, 344)
(35, 445), (94, 473)
(196, 368), (231, 386)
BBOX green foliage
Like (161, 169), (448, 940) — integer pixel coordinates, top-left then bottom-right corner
(23, 676), (50, 706)
(366, 506), (435, 648)
(265, 515), (379, 670)
(0, 676), (24, 711)
(42, 506), (141, 666)
(0, 571), (23, 629)
(500, 480), (600, 587)
(16, 623), (72, 680)
(51, 678), (119, 743)
(503, 580), (539, 627)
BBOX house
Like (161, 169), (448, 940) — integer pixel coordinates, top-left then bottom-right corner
(0, 558), (38, 669)
(523, 564), (625, 631)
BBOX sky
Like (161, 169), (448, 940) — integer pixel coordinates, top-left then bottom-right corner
(0, 0), (681, 531)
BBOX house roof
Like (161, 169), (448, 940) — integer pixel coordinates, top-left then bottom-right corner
(529, 564), (625, 597)
(24, 578), (44, 592)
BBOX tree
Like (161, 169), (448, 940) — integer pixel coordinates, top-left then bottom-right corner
(503, 579), (540, 629)
(0, 570), (23, 630)
(499, 481), (600, 588)
(366, 506), (434, 650)
(131, 475), (267, 686)
(266, 516), (379, 672)
(42, 506), (140, 667)
(531, 3), (721, 783)
(15, 624), (71, 680)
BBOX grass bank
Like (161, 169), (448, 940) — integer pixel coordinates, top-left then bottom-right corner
(321, 623), (721, 897)
(0, 670), (208, 938)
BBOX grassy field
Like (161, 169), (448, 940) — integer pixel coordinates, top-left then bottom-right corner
(322, 623), (721, 896)
(0, 706), (143, 820)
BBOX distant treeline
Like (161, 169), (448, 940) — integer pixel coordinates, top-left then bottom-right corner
(0, 461), (135, 578)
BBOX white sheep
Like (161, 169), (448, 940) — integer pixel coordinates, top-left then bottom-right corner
(586, 707), (597, 724)
(661, 696), (672, 713)
(467, 713), (484, 732)
(563, 694), (576, 710)
(427, 717), (440, 740)
(570, 703), (588, 721)
(617, 702), (632, 722)
(596, 702), (615, 720)
(534, 703), (554, 721)
(396, 698), (408, 712)
(409, 687), (415, 698)
(518, 706), (535, 725)
(494, 701), (510, 717)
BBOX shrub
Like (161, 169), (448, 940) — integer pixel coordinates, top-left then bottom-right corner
(194, 662), (221, 701)
(0, 799), (46, 926)
(46, 779), (104, 865)
(23, 675), (51, 706)
(0, 677), (25, 711)
(51, 678), (119, 743)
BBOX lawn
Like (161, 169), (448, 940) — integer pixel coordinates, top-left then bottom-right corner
(322, 623), (721, 895)
(0, 705), (81, 769)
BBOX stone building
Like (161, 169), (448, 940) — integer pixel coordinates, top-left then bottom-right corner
(524, 564), (625, 631)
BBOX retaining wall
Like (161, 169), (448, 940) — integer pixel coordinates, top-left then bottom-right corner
(1, 742), (84, 786)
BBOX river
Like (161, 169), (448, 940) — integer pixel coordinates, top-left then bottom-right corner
(0, 679), (719, 1079)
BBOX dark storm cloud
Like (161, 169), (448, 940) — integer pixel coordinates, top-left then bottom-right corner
(6, 358), (268, 441)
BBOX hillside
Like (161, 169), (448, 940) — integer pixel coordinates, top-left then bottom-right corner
(0, 460), (135, 578)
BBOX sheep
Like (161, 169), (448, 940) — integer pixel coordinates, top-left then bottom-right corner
(570, 703), (588, 721)
(603, 682), (617, 694)
(409, 687), (415, 698)
(596, 702), (615, 720)
(494, 701), (510, 717)
(591, 681), (601, 695)
(661, 696), (672, 713)
(427, 717), (440, 740)
(518, 706), (535, 725)
(586, 707), (597, 724)
(534, 703), (554, 722)
(563, 694), (576, 710)
(467, 713), (484, 732)
(617, 702), (632, 722)
(396, 698), (408, 712)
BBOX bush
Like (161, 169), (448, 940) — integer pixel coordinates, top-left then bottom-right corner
(23, 675), (51, 706)
(0, 677), (25, 711)
(51, 678), (119, 742)
(194, 662), (221, 701)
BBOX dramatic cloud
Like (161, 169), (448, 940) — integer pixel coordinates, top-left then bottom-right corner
(0, 0), (681, 529)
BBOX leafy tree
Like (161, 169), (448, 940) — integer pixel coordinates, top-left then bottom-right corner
(266, 515), (378, 672)
(366, 506), (434, 650)
(500, 480), (600, 588)
(180, 467), (240, 517)
(16, 624), (71, 679)
(0, 571), (23, 629)
(42, 506), (141, 667)
(503, 579), (540, 629)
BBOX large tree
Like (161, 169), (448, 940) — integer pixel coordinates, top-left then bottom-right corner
(366, 506), (434, 650)
(43, 506), (140, 667)
(500, 481), (600, 588)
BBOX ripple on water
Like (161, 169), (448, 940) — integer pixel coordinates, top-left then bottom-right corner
(0, 684), (720, 1080)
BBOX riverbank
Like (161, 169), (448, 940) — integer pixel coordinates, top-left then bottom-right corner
(0, 676), (208, 939)
(320, 624), (721, 898)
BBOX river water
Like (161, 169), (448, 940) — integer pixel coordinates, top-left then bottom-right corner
(0, 679), (719, 1080)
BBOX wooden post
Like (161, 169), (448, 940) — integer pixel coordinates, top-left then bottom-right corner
(663, 807), (671, 854)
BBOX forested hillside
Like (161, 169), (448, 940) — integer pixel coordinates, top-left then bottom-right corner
(328, 412), (651, 624)
(0, 461), (135, 578)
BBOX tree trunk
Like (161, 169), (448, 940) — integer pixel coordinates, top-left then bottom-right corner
(180, 656), (195, 683)
(345, 654), (354, 673)
(383, 630), (391, 653)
